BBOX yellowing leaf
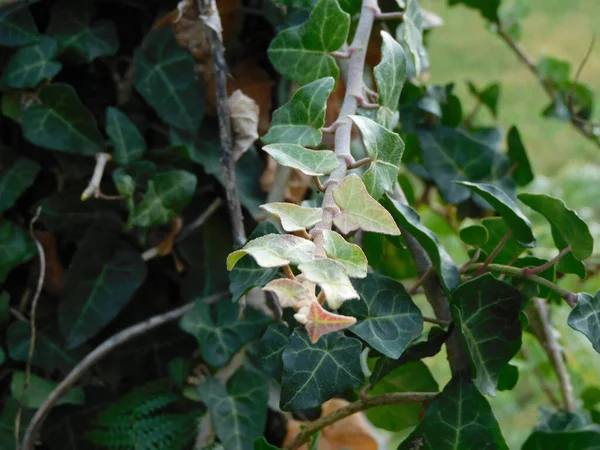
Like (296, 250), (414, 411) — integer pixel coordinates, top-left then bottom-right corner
(333, 174), (400, 235)
(305, 301), (357, 343)
(228, 89), (259, 159)
(227, 234), (315, 270)
(260, 203), (322, 232)
(299, 259), (359, 309)
(322, 230), (367, 278)
(263, 143), (338, 176)
(263, 278), (314, 309)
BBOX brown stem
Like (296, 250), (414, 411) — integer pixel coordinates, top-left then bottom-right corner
(459, 248), (482, 274)
(422, 316), (451, 327)
(408, 266), (435, 295)
(284, 392), (437, 449)
(346, 157), (372, 169)
(476, 230), (511, 276)
(283, 265), (297, 280)
(313, 176), (326, 193)
(522, 246), (571, 276)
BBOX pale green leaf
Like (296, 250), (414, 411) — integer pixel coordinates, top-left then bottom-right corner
(262, 77), (334, 146)
(227, 234), (315, 270)
(267, 0), (350, 85)
(397, 0), (427, 77)
(0, 36), (62, 88)
(260, 202), (322, 232)
(112, 168), (135, 198)
(349, 115), (404, 199)
(333, 174), (400, 235)
(105, 107), (146, 165)
(322, 230), (367, 278)
(11, 372), (84, 408)
(22, 83), (105, 155)
(0, 157), (40, 214)
(298, 259), (359, 309)
(374, 31), (407, 127)
(0, 219), (36, 283)
(263, 143), (338, 176)
(568, 291), (600, 354)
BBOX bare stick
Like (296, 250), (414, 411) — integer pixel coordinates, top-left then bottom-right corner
(81, 153), (112, 201)
(15, 208), (45, 449)
(21, 292), (229, 449)
(284, 392), (437, 449)
(375, 11), (404, 20)
(522, 246), (571, 276)
(476, 230), (511, 276)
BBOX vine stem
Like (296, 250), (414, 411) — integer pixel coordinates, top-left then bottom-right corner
(284, 392), (437, 449)
(20, 292), (229, 449)
(476, 230), (511, 276)
(521, 245), (571, 276)
(408, 266), (435, 295)
(81, 153), (112, 201)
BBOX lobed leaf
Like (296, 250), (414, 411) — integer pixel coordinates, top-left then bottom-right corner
(259, 322), (291, 380)
(322, 230), (367, 278)
(568, 291), (600, 354)
(228, 234), (315, 270)
(262, 143), (338, 176)
(105, 107), (147, 165)
(304, 301), (357, 343)
(0, 157), (40, 214)
(298, 259), (359, 309)
(0, 36), (62, 88)
(260, 202), (322, 232)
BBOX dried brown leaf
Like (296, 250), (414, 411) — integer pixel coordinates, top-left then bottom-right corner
(228, 89), (259, 160)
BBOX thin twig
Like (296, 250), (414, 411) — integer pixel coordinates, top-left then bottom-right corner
(15, 207), (45, 449)
(374, 11), (404, 20)
(178, 198), (223, 243)
(475, 230), (511, 276)
(459, 248), (481, 274)
(568, 34), (598, 127)
(346, 157), (372, 170)
(283, 265), (296, 280)
(422, 316), (451, 327)
(81, 153), (112, 201)
(313, 176), (326, 192)
(520, 347), (561, 409)
(521, 246), (571, 276)
(284, 392), (437, 449)
(408, 266), (435, 295)
(20, 292), (229, 449)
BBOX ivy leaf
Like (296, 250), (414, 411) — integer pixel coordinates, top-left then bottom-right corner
(340, 273), (423, 359)
(11, 372), (84, 408)
(382, 195), (460, 291)
(553, 224), (587, 279)
(0, 157), (40, 214)
(506, 126), (534, 186)
(0, 220), (36, 283)
(105, 107), (147, 165)
(333, 174), (400, 235)
(131, 170), (197, 228)
(254, 437), (281, 450)
(47, 0), (118, 62)
(451, 274), (523, 396)
(348, 115), (404, 199)
(229, 223), (279, 302)
(481, 217), (527, 264)
(0, 36), (62, 88)
(568, 291), (600, 354)
(397, 0), (426, 77)
(303, 301), (357, 343)
(180, 300), (270, 368)
(298, 259), (359, 309)
(134, 28), (204, 131)
(518, 193), (594, 260)
(467, 81), (501, 118)
(0, 7), (39, 47)
(322, 230), (367, 278)
(448, 0), (500, 22)
(59, 221), (147, 348)
(262, 77), (334, 146)
(280, 330), (364, 410)
(262, 144), (338, 176)
(374, 31), (407, 127)
(199, 367), (269, 450)
(227, 234), (315, 270)
(399, 375), (509, 450)
(22, 83), (105, 155)
(260, 203), (322, 232)
(366, 361), (438, 432)
(263, 279), (314, 309)
(460, 224), (489, 247)
(497, 364), (519, 391)
(267, 0), (350, 85)
(259, 322), (291, 380)
(456, 181), (535, 247)
(522, 409), (600, 450)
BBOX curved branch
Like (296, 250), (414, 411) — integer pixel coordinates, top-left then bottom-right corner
(284, 392), (437, 449)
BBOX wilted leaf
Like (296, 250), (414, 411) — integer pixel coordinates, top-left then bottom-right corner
(227, 234), (315, 270)
(298, 259), (359, 309)
(180, 300), (270, 367)
(280, 330), (363, 410)
(259, 322), (291, 380)
(451, 274), (523, 396)
(263, 77), (334, 146)
(304, 301), (357, 343)
(263, 144), (338, 176)
(263, 278), (314, 309)
(105, 107), (146, 165)
(229, 89), (259, 158)
(0, 219), (36, 283)
(333, 174), (400, 235)
(349, 115), (404, 199)
(322, 230), (367, 278)
(268, 0), (350, 85)
(340, 272), (423, 359)
(22, 83), (105, 155)
(506, 126), (534, 187)
(0, 7), (39, 46)
(568, 291), (600, 354)
(0, 36), (62, 88)
(260, 203), (322, 232)
(374, 31), (407, 127)
(399, 375), (509, 449)
(0, 157), (40, 214)
(11, 372), (84, 408)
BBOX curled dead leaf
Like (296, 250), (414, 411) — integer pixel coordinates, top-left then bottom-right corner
(34, 231), (64, 296)
(228, 90), (259, 160)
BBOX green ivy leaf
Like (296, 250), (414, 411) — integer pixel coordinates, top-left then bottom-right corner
(451, 274), (523, 396)
(467, 81), (501, 118)
(262, 77), (334, 146)
(333, 174), (400, 235)
(105, 107), (147, 165)
(349, 115), (404, 199)
(47, 0), (119, 62)
(59, 218), (147, 348)
(497, 363), (519, 391)
(11, 371), (84, 408)
(280, 330), (363, 410)
(506, 126), (534, 186)
(267, 0), (350, 85)
(180, 300), (270, 368)
(0, 36), (62, 88)
(260, 203), (322, 232)
(134, 28), (204, 131)
(382, 195), (460, 291)
(0, 157), (40, 214)
(254, 437), (281, 450)
(199, 367), (269, 450)
(340, 273), (423, 359)
(518, 193), (594, 260)
(298, 259), (359, 309)
(228, 234), (315, 270)
(0, 219), (36, 283)
(366, 361), (438, 432)
(259, 322), (291, 380)
(522, 409), (600, 450)
(131, 170), (197, 228)
(537, 55), (570, 84)
(553, 224), (587, 279)
(397, 0), (427, 77)
(374, 31), (407, 127)
(22, 83), (105, 155)
(568, 291), (600, 354)
(456, 181), (535, 247)
(448, 0), (500, 22)
(459, 224), (489, 247)
(0, 7), (39, 47)
(322, 230), (367, 278)
(229, 223), (279, 302)
(480, 217), (526, 264)
(262, 144), (338, 176)
(399, 375), (509, 449)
